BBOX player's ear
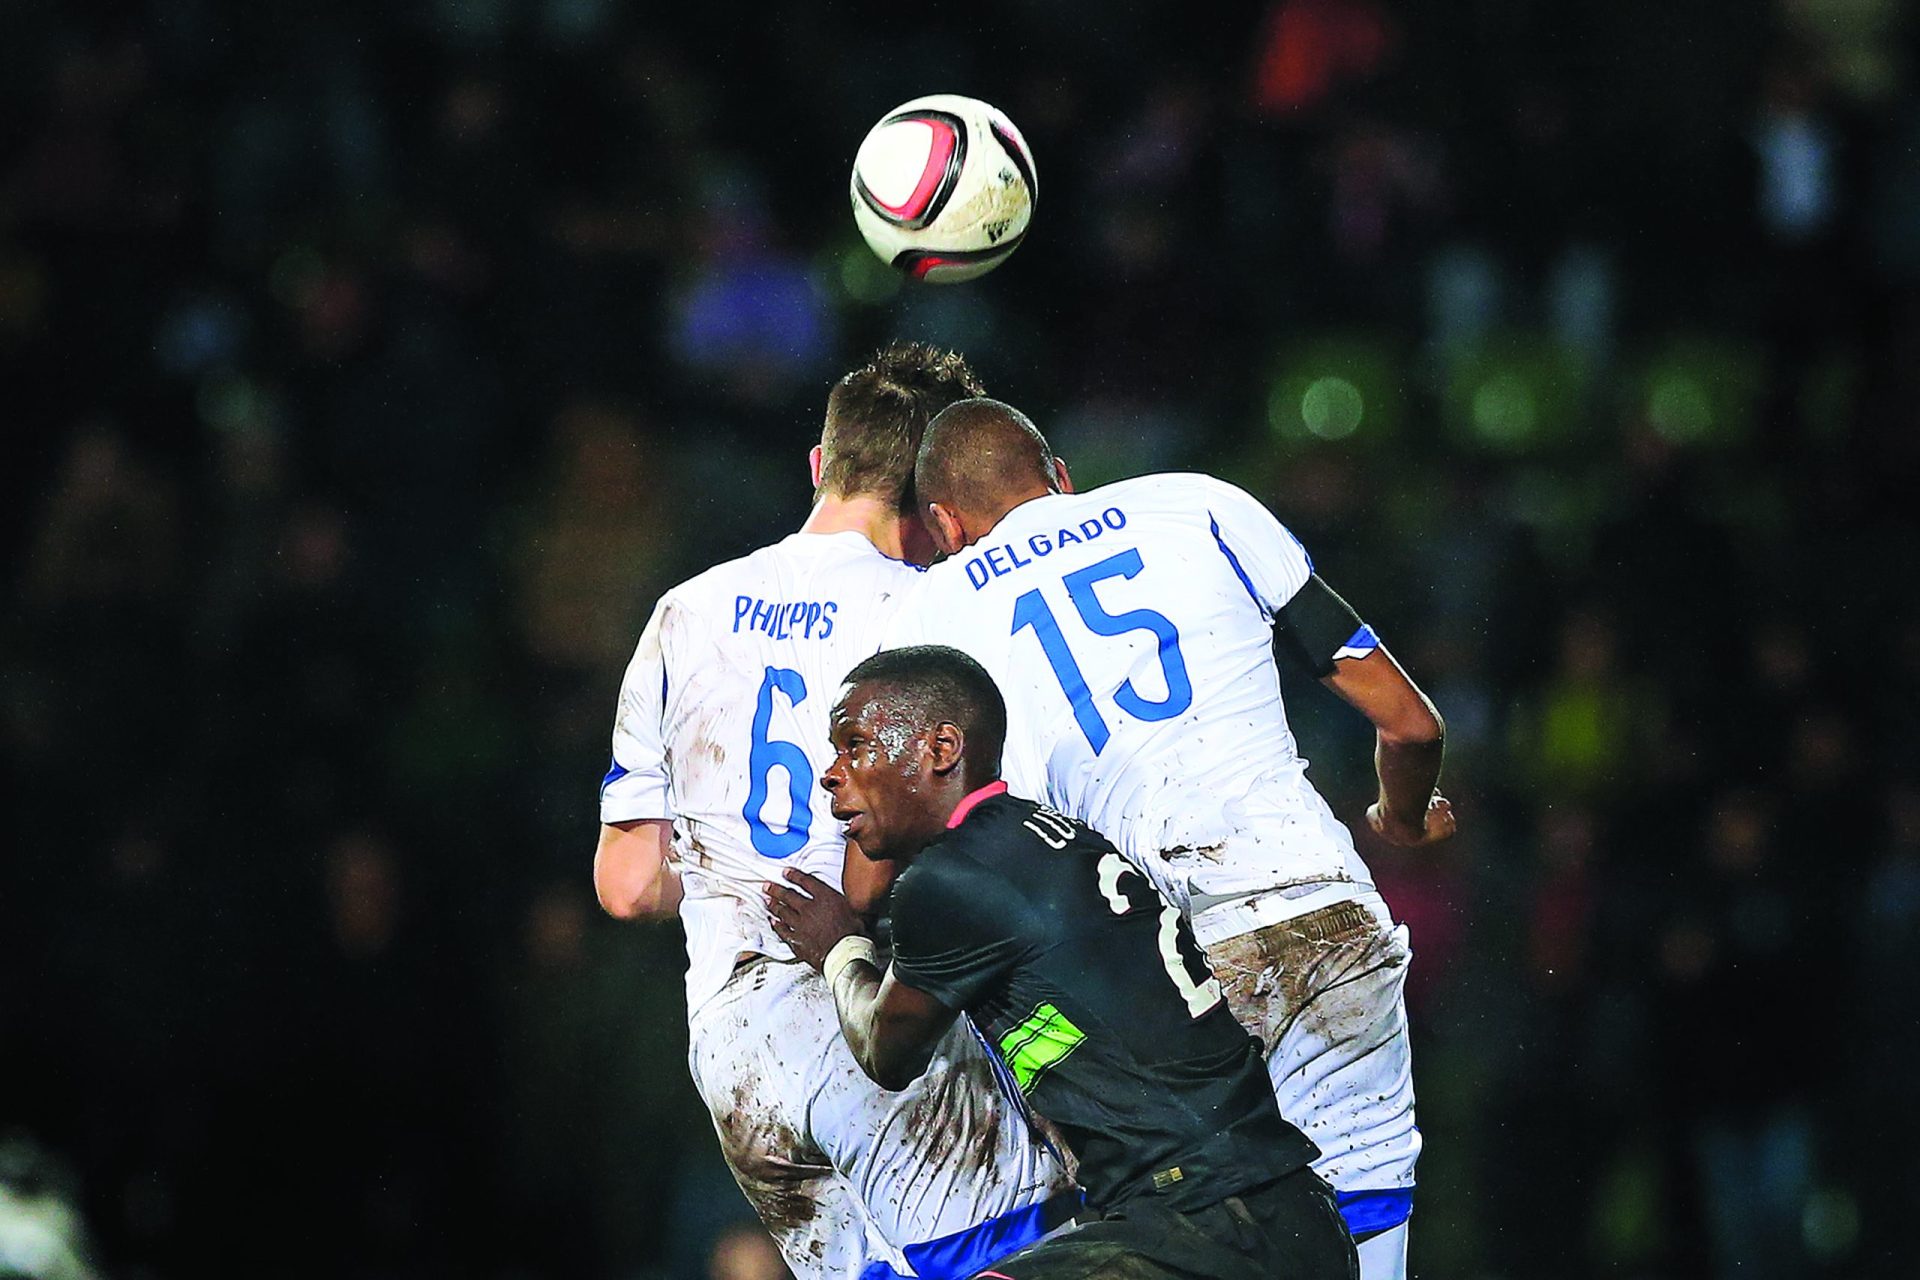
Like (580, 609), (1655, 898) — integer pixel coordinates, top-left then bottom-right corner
(925, 502), (967, 556)
(1052, 456), (1074, 494)
(808, 445), (825, 490)
(927, 721), (966, 776)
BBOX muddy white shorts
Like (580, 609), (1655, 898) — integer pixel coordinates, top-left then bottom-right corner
(1193, 886), (1419, 1276)
(687, 956), (1078, 1280)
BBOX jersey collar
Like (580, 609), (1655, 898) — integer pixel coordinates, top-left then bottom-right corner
(946, 780), (1008, 829)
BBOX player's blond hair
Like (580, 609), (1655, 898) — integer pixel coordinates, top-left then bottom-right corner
(819, 343), (986, 513)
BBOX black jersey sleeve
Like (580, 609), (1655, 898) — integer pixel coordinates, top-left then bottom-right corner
(888, 852), (1036, 1010)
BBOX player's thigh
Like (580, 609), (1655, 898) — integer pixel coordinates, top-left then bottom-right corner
(688, 963), (891, 1280)
(1354, 1221), (1407, 1280)
(813, 1013), (1075, 1250)
(1205, 900), (1419, 1189)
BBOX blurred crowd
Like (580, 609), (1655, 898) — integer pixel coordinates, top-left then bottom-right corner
(4, 1), (1917, 1277)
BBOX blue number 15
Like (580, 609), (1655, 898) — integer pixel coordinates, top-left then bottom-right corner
(1010, 548), (1193, 754)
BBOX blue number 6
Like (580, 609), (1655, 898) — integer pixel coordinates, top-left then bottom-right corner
(744, 666), (813, 858)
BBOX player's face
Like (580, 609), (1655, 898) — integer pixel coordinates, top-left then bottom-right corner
(821, 685), (943, 860)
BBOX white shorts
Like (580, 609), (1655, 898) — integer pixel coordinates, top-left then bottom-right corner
(688, 956), (1077, 1280)
(1194, 888), (1419, 1240)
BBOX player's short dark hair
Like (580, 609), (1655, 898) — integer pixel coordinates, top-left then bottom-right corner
(843, 645), (1008, 776)
(914, 397), (1057, 519)
(820, 343), (987, 513)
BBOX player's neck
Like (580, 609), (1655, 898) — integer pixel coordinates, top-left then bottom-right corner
(972, 483), (1053, 538)
(799, 492), (915, 562)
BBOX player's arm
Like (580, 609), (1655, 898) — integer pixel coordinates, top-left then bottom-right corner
(765, 868), (959, 1089)
(597, 600), (686, 917)
(840, 841), (901, 915)
(827, 959), (958, 1091)
(1275, 575), (1454, 847)
(594, 819), (684, 919)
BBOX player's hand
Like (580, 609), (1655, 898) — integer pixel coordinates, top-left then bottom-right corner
(765, 869), (866, 972)
(1368, 793), (1457, 847)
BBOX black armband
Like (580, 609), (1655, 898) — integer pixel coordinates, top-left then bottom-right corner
(1274, 575), (1378, 678)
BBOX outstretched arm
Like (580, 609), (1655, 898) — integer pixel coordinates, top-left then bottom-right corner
(1275, 575), (1454, 847)
(766, 869), (959, 1089)
(1321, 646), (1453, 846)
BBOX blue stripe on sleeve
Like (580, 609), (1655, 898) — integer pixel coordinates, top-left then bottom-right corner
(1208, 513), (1264, 609)
(1334, 623), (1380, 658)
(600, 760), (630, 797)
(1283, 522), (1314, 573)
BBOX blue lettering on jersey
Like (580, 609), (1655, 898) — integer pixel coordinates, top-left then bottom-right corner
(964, 507), (1131, 591)
(732, 596), (838, 639)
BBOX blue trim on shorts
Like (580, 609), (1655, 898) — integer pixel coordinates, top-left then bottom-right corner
(898, 1192), (1082, 1280)
(1336, 1186), (1413, 1236)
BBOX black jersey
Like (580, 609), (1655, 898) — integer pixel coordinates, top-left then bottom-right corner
(888, 785), (1319, 1215)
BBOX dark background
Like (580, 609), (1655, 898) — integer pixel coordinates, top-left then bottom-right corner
(3, 1), (1917, 1277)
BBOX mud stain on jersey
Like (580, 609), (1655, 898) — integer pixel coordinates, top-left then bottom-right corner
(1205, 901), (1399, 1055)
(679, 709), (732, 793)
(716, 1079), (828, 1235)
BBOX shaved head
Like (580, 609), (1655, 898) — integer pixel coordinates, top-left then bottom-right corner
(914, 398), (1061, 539)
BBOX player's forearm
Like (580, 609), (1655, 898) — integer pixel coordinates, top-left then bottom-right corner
(634, 862), (685, 917)
(831, 961), (934, 1091)
(1374, 719), (1444, 829)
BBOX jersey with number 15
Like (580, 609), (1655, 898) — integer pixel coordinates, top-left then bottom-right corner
(886, 473), (1363, 912)
(601, 531), (921, 1016)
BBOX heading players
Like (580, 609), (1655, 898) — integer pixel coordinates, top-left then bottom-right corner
(594, 356), (1074, 1279)
(767, 646), (1357, 1279)
(884, 398), (1453, 1280)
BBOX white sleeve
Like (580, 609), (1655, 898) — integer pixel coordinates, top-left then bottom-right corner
(1198, 478), (1314, 618)
(600, 598), (673, 823)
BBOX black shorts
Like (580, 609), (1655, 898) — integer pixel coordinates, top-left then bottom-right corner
(974, 1166), (1356, 1280)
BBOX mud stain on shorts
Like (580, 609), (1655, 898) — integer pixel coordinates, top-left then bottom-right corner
(680, 823), (713, 868)
(1204, 901), (1401, 1054)
(903, 1054), (1013, 1195)
(1161, 842), (1227, 864)
(715, 1079), (828, 1235)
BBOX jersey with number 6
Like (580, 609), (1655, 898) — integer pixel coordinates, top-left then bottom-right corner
(885, 473), (1364, 911)
(601, 531), (921, 1015)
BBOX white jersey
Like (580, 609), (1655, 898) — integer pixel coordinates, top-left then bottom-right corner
(886, 473), (1368, 910)
(602, 530), (921, 1015)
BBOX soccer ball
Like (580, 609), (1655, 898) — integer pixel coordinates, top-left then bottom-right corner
(850, 94), (1037, 284)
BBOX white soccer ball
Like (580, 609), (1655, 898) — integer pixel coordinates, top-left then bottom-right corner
(850, 94), (1037, 284)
